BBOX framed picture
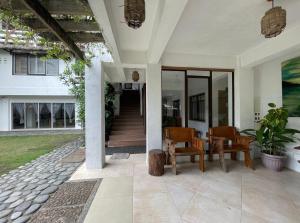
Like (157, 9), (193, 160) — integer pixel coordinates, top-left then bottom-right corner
(282, 56), (300, 117)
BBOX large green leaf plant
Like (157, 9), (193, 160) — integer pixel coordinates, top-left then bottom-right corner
(243, 103), (300, 156)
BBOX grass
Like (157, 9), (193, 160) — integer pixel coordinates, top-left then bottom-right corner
(0, 134), (82, 176)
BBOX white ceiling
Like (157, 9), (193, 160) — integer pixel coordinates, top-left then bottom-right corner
(105, 0), (159, 51)
(165, 0), (300, 56)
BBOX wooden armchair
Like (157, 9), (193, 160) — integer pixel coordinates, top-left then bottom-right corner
(164, 127), (205, 174)
(207, 126), (254, 172)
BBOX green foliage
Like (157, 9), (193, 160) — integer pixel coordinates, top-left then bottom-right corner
(242, 103), (300, 156)
(105, 82), (116, 134)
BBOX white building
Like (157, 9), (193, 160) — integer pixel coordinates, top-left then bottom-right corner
(0, 49), (81, 131)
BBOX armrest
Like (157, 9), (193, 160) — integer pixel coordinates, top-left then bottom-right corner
(236, 135), (253, 147)
(192, 137), (205, 152)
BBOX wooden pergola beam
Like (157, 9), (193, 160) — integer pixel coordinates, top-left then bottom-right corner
(23, 18), (100, 32)
(0, 0), (92, 16)
(40, 32), (104, 43)
(20, 0), (84, 60)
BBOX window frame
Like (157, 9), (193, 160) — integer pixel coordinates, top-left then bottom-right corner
(13, 53), (59, 76)
(189, 93), (206, 122)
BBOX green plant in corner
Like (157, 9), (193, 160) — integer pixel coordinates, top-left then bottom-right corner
(243, 103), (300, 156)
(105, 82), (116, 138)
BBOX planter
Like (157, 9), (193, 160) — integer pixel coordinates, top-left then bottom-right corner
(261, 152), (287, 171)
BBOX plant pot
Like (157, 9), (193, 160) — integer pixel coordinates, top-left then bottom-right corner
(261, 152), (287, 171)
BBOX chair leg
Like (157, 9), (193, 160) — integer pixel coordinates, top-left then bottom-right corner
(231, 152), (237, 160)
(171, 155), (177, 175)
(219, 152), (227, 172)
(191, 155), (195, 163)
(199, 153), (205, 172)
(165, 151), (170, 165)
(244, 151), (255, 170)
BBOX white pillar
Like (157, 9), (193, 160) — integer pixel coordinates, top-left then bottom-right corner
(146, 64), (162, 159)
(85, 58), (105, 169)
(234, 65), (254, 130)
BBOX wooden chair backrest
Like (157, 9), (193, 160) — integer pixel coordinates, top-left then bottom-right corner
(208, 126), (237, 142)
(164, 127), (196, 143)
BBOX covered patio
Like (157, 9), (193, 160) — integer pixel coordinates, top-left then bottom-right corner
(1, 0), (300, 222)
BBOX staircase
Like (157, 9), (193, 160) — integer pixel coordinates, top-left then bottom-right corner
(108, 90), (146, 148)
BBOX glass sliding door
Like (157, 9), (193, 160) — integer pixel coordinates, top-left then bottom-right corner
(186, 71), (210, 137)
(39, 103), (52, 128)
(212, 71), (233, 127)
(162, 70), (185, 128)
(25, 103), (38, 128)
(53, 103), (65, 128)
(12, 103), (25, 129)
(65, 103), (75, 128)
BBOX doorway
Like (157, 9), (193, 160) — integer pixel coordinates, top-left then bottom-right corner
(162, 68), (234, 136)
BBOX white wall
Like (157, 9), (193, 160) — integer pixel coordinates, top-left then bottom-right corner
(0, 50), (71, 96)
(254, 52), (300, 172)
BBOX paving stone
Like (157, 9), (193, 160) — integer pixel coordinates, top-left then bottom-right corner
(40, 186), (58, 195)
(4, 196), (20, 204)
(52, 180), (63, 186)
(10, 192), (22, 197)
(33, 195), (49, 204)
(21, 191), (31, 196)
(0, 204), (7, 212)
(0, 218), (7, 223)
(35, 184), (49, 191)
(23, 185), (36, 191)
(0, 196), (8, 203)
(0, 191), (12, 198)
(9, 199), (24, 209)
(12, 215), (30, 223)
(0, 209), (12, 219)
(14, 201), (31, 212)
(11, 212), (22, 220)
(24, 204), (41, 215)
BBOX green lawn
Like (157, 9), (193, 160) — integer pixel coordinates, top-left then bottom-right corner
(0, 134), (82, 176)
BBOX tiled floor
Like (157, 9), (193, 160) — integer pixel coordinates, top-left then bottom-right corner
(69, 154), (300, 223)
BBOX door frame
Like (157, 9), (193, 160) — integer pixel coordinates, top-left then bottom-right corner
(162, 66), (235, 128)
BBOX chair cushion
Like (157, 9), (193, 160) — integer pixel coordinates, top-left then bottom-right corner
(174, 147), (201, 156)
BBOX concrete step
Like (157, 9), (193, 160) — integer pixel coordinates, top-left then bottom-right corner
(109, 134), (145, 140)
(112, 123), (143, 128)
(111, 129), (145, 135)
(108, 140), (146, 148)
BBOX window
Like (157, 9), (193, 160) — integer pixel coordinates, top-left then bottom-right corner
(29, 55), (45, 75)
(189, 93), (205, 121)
(12, 102), (75, 129)
(13, 54), (59, 75)
(14, 54), (28, 75)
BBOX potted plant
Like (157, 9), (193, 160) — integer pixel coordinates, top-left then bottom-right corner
(243, 103), (300, 171)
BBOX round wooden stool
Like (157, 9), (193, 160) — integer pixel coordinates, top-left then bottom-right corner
(148, 149), (165, 176)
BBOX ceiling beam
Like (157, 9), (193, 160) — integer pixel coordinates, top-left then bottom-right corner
(40, 32), (104, 43)
(0, 0), (92, 16)
(23, 18), (100, 32)
(20, 0), (84, 60)
(147, 0), (188, 64)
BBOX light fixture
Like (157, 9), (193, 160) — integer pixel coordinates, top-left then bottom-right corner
(124, 0), (145, 29)
(132, 70), (140, 82)
(261, 0), (286, 38)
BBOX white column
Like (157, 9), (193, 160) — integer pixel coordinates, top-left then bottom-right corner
(234, 65), (254, 130)
(85, 57), (105, 169)
(146, 64), (162, 159)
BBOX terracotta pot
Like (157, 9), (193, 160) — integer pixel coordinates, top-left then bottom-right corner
(261, 152), (287, 171)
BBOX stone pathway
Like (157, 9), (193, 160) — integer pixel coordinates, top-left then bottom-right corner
(0, 140), (84, 223)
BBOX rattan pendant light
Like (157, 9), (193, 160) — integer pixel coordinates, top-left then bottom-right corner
(261, 0), (286, 38)
(124, 0), (145, 29)
(132, 70), (140, 82)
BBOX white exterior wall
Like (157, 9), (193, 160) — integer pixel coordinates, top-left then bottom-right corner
(254, 52), (300, 172)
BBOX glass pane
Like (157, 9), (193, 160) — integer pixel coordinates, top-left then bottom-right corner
(25, 103), (38, 128)
(39, 103), (52, 128)
(212, 72), (233, 127)
(29, 55), (45, 75)
(65, 103), (75, 128)
(162, 71), (185, 128)
(46, 59), (59, 75)
(15, 55), (27, 74)
(187, 78), (209, 137)
(53, 103), (64, 128)
(12, 103), (24, 129)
